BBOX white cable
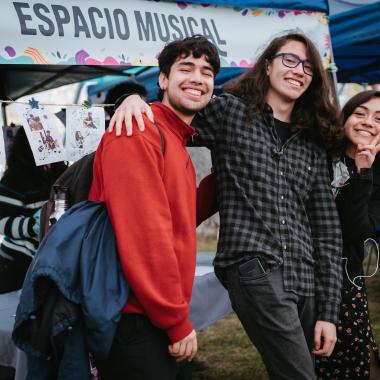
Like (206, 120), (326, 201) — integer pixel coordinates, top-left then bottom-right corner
(341, 237), (379, 290)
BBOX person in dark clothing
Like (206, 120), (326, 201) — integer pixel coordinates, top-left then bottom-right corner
(108, 33), (343, 380)
(104, 81), (147, 124)
(0, 127), (66, 293)
(316, 90), (380, 379)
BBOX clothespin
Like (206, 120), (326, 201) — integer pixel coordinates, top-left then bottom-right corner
(327, 62), (338, 73)
(28, 97), (40, 109)
(82, 100), (92, 109)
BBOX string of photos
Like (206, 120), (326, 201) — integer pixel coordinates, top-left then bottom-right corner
(0, 98), (108, 167)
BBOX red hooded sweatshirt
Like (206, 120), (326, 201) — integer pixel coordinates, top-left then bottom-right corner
(89, 103), (197, 344)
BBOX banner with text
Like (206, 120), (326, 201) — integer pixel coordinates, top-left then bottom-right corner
(0, 0), (331, 68)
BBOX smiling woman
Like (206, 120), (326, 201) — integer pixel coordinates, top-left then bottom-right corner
(344, 97), (380, 155)
(316, 90), (380, 380)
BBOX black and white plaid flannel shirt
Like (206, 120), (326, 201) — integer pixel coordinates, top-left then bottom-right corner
(192, 93), (343, 323)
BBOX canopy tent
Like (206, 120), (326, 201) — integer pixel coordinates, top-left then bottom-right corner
(328, 0), (379, 15)
(329, 1), (380, 84)
(1, 0), (378, 104)
(0, 65), (147, 101)
(0, 0), (331, 102)
(169, 0), (329, 12)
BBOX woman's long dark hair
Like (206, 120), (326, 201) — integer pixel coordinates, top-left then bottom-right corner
(342, 90), (380, 124)
(224, 33), (343, 155)
(3, 127), (66, 197)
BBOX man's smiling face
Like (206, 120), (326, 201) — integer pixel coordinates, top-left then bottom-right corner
(159, 53), (215, 123)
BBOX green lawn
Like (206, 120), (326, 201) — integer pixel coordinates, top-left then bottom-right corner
(194, 238), (380, 380)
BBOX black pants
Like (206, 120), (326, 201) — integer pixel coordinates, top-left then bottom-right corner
(216, 263), (316, 380)
(96, 314), (192, 380)
(0, 252), (31, 293)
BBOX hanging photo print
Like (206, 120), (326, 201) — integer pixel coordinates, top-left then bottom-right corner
(18, 102), (65, 166)
(65, 106), (105, 162)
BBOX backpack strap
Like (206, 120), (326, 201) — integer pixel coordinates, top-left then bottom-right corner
(154, 123), (166, 154)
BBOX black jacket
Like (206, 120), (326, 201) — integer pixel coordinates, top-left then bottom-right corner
(335, 156), (380, 287)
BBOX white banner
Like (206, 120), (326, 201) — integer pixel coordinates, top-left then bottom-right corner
(0, 1), (332, 68)
(18, 104), (66, 166)
(66, 106), (105, 162)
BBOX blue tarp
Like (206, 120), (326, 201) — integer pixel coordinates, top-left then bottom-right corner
(169, 0), (329, 13)
(330, 1), (380, 83)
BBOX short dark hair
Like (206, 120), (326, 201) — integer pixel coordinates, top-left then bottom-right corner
(157, 35), (220, 100)
(105, 81), (147, 117)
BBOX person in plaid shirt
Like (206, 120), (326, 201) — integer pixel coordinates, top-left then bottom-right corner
(110, 33), (343, 380)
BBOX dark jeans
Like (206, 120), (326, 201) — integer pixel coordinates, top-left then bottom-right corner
(95, 314), (192, 380)
(216, 263), (316, 380)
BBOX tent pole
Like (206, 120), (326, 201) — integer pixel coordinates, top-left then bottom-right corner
(328, 33), (340, 108)
(1, 103), (7, 126)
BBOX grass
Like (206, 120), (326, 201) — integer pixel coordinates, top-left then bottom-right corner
(197, 236), (219, 252)
(193, 314), (267, 380)
(193, 236), (380, 380)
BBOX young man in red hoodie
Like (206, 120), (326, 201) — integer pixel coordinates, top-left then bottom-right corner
(88, 36), (220, 380)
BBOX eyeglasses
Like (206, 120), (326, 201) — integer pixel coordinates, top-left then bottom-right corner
(270, 53), (313, 76)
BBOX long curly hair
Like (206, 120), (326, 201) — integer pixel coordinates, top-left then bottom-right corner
(224, 33), (343, 155)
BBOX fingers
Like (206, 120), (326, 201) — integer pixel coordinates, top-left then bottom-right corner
(372, 133), (380, 146)
(357, 151), (373, 161)
(168, 330), (197, 362)
(313, 323), (322, 353)
(124, 110), (133, 136)
(175, 339), (197, 362)
(355, 143), (379, 170)
(135, 113), (146, 132)
(169, 342), (180, 356)
(357, 141), (380, 156)
(146, 105), (155, 123)
(108, 94), (151, 136)
(313, 337), (336, 357)
(312, 321), (337, 357)
(108, 114), (115, 133)
(114, 112), (124, 136)
(357, 144), (376, 153)
(168, 341), (188, 362)
(188, 337), (198, 361)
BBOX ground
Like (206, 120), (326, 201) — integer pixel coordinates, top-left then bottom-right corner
(193, 238), (380, 380)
